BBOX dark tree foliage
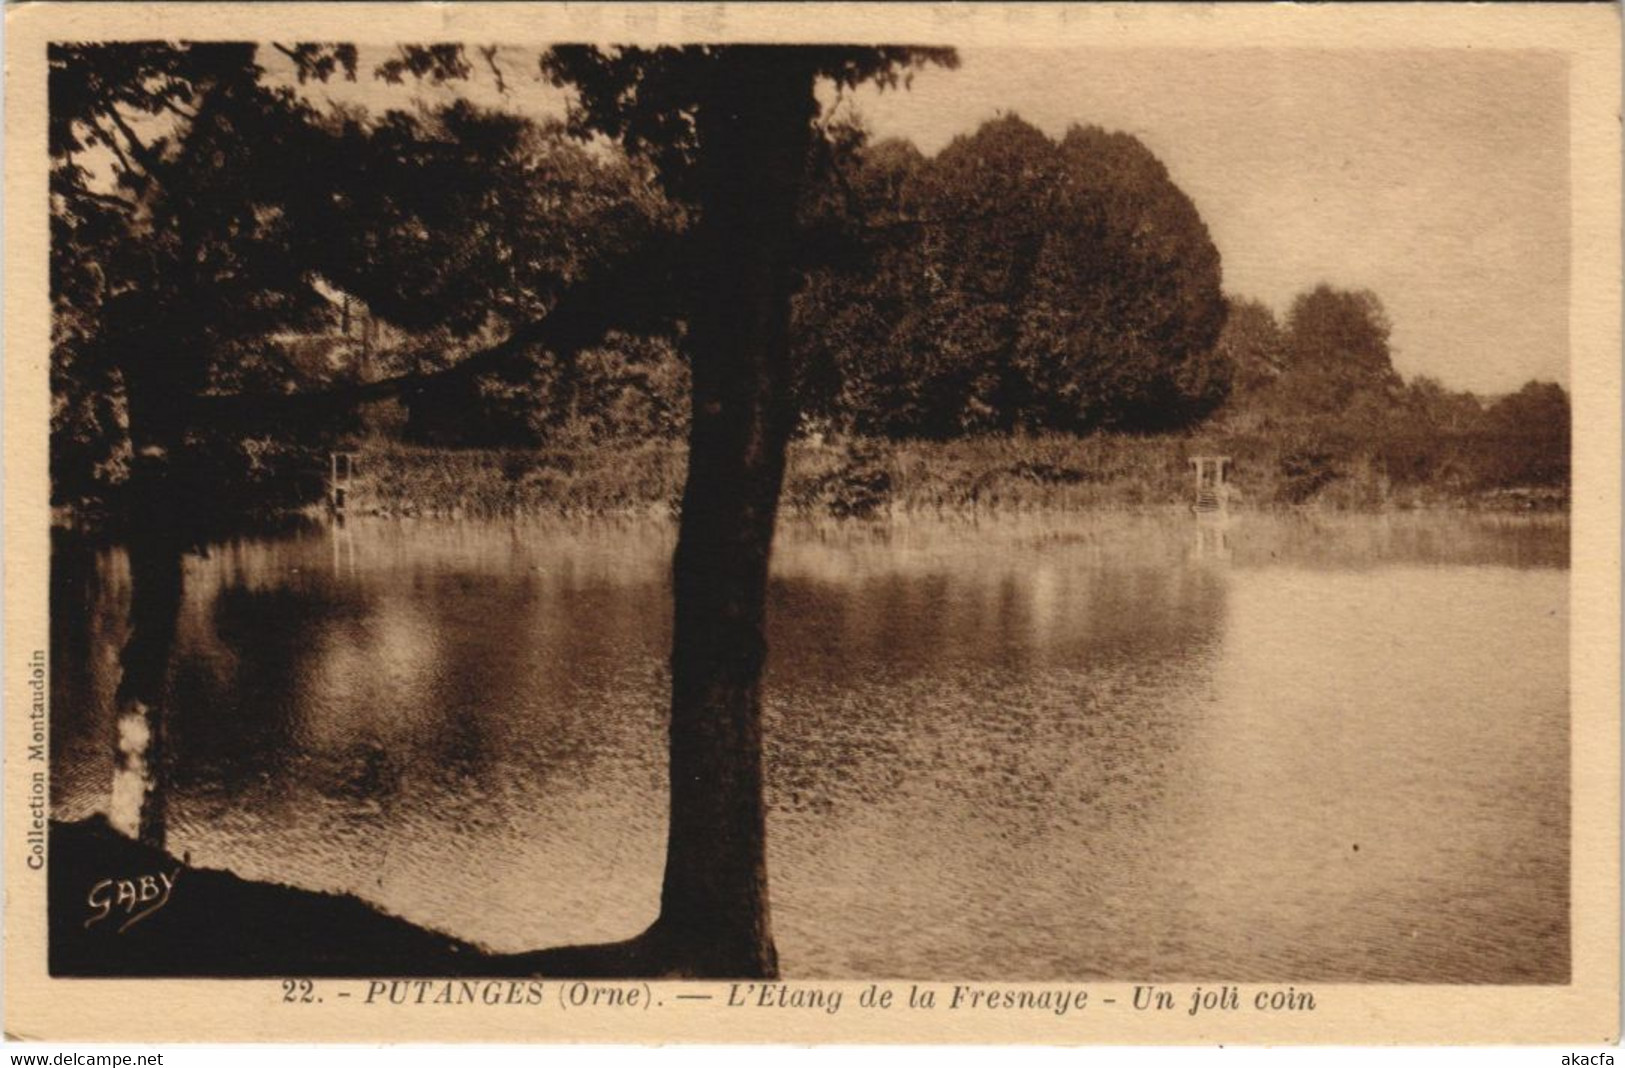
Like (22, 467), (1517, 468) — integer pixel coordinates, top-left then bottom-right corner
(1212, 297), (1288, 400)
(794, 116), (1229, 438)
(1211, 284), (1400, 427)
(1404, 375), (1483, 435)
(1203, 282), (1568, 501)
(271, 42), (359, 84)
(790, 136), (929, 429)
(309, 105), (675, 337)
(304, 106), (679, 445)
(1479, 380), (1571, 488)
(50, 42), (338, 515)
(50, 42), (680, 507)
(1277, 283), (1403, 412)
(1025, 125), (1230, 431)
(540, 45), (955, 203)
(403, 332), (690, 448)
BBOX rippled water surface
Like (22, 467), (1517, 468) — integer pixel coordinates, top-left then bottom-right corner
(52, 512), (1568, 980)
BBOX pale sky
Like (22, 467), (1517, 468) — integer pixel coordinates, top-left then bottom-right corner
(848, 49), (1571, 394)
(278, 45), (1571, 394)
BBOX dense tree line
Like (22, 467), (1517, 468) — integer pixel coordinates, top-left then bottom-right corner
(52, 93), (1238, 513)
(53, 55), (1568, 517)
(1209, 286), (1570, 499)
(792, 116), (1229, 437)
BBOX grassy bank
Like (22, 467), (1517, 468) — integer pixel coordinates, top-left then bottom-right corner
(340, 431), (1566, 520)
(350, 439), (688, 518)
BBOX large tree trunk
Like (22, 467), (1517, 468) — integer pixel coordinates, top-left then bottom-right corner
(488, 49), (818, 981)
(108, 371), (188, 850)
(646, 49), (818, 978)
(109, 473), (182, 850)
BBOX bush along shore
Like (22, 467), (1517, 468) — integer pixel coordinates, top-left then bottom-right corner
(330, 431), (1568, 521)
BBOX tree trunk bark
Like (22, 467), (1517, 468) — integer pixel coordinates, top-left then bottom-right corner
(109, 492), (181, 850)
(478, 49), (818, 981)
(108, 393), (186, 851)
(646, 49), (818, 978)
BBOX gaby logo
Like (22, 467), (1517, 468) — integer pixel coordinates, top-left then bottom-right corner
(84, 868), (181, 933)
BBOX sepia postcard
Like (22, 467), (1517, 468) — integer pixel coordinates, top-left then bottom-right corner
(3, 1), (1619, 1046)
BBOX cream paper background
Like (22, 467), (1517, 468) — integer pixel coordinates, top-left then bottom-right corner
(4, 1), (1618, 1045)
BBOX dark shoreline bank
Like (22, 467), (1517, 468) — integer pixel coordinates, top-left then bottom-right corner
(50, 817), (507, 977)
(50, 818), (773, 979)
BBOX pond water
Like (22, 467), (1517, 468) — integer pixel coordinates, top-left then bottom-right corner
(51, 511), (1569, 981)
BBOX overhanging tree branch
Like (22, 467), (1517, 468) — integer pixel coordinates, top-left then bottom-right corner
(479, 46), (508, 95)
(59, 183), (140, 214)
(101, 106), (164, 175)
(157, 99), (199, 122)
(88, 116), (143, 181)
(189, 317), (550, 427)
(184, 239), (683, 432)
